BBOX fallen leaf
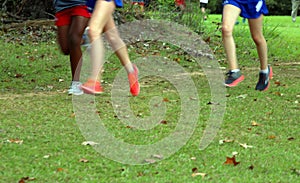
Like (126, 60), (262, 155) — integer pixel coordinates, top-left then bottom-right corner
(70, 113), (76, 118)
(163, 98), (169, 102)
(274, 92), (283, 96)
(207, 101), (220, 105)
(152, 154), (163, 159)
(15, 73), (23, 78)
(224, 156), (240, 166)
(144, 159), (156, 164)
(79, 158), (89, 163)
(43, 154), (50, 159)
(192, 172), (207, 178)
(160, 120), (167, 124)
(232, 151), (239, 156)
(189, 97), (197, 100)
(274, 80), (281, 86)
(268, 135), (276, 139)
(82, 141), (99, 146)
(239, 143), (253, 149)
(191, 157), (197, 160)
(251, 121), (262, 126)
(219, 139), (234, 145)
(7, 139), (23, 144)
(57, 168), (64, 172)
(236, 94), (247, 99)
(18, 177), (36, 183)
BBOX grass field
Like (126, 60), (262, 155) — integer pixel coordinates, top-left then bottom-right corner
(0, 14), (300, 182)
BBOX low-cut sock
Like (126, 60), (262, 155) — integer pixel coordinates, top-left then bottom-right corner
(124, 63), (134, 73)
(231, 69), (240, 73)
(260, 68), (268, 74)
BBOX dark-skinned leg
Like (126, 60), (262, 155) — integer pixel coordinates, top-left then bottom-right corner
(68, 16), (89, 81)
(57, 25), (70, 55)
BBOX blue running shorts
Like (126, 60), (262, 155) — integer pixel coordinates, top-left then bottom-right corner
(223, 0), (268, 19)
(87, 0), (123, 13)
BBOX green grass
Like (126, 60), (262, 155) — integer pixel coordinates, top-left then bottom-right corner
(1, 15), (300, 182)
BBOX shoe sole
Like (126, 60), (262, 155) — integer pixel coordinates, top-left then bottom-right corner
(72, 92), (84, 96)
(68, 89), (84, 96)
(225, 75), (245, 87)
(81, 85), (103, 95)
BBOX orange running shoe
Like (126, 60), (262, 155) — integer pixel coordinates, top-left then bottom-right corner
(81, 79), (104, 94)
(128, 64), (140, 96)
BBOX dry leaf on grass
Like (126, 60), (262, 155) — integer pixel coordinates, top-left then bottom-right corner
(144, 159), (156, 164)
(267, 135), (276, 139)
(192, 172), (207, 178)
(57, 168), (64, 172)
(7, 139), (23, 144)
(79, 158), (89, 163)
(43, 154), (50, 159)
(81, 141), (99, 146)
(232, 151), (239, 156)
(239, 143), (253, 149)
(224, 156), (240, 166)
(219, 139), (234, 145)
(236, 94), (248, 99)
(251, 121), (262, 126)
(152, 154), (164, 159)
(18, 177), (36, 183)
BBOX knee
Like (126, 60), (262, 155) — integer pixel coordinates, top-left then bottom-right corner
(222, 24), (233, 38)
(252, 34), (266, 46)
(88, 26), (101, 42)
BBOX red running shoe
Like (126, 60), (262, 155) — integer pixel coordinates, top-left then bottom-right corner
(81, 79), (104, 95)
(128, 64), (140, 96)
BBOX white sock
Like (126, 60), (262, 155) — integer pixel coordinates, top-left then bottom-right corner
(124, 63), (134, 73)
(72, 81), (81, 85)
(231, 69), (240, 73)
(260, 68), (268, 74)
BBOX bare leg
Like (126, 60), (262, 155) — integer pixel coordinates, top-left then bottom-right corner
(103, 16), (133, 72)
(222, 5), (241, 70)
(248, 15), (268, 70)
(68, 16), (89, 81)
(57, 26), (70, 55)
(88, 0), (115, 81)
